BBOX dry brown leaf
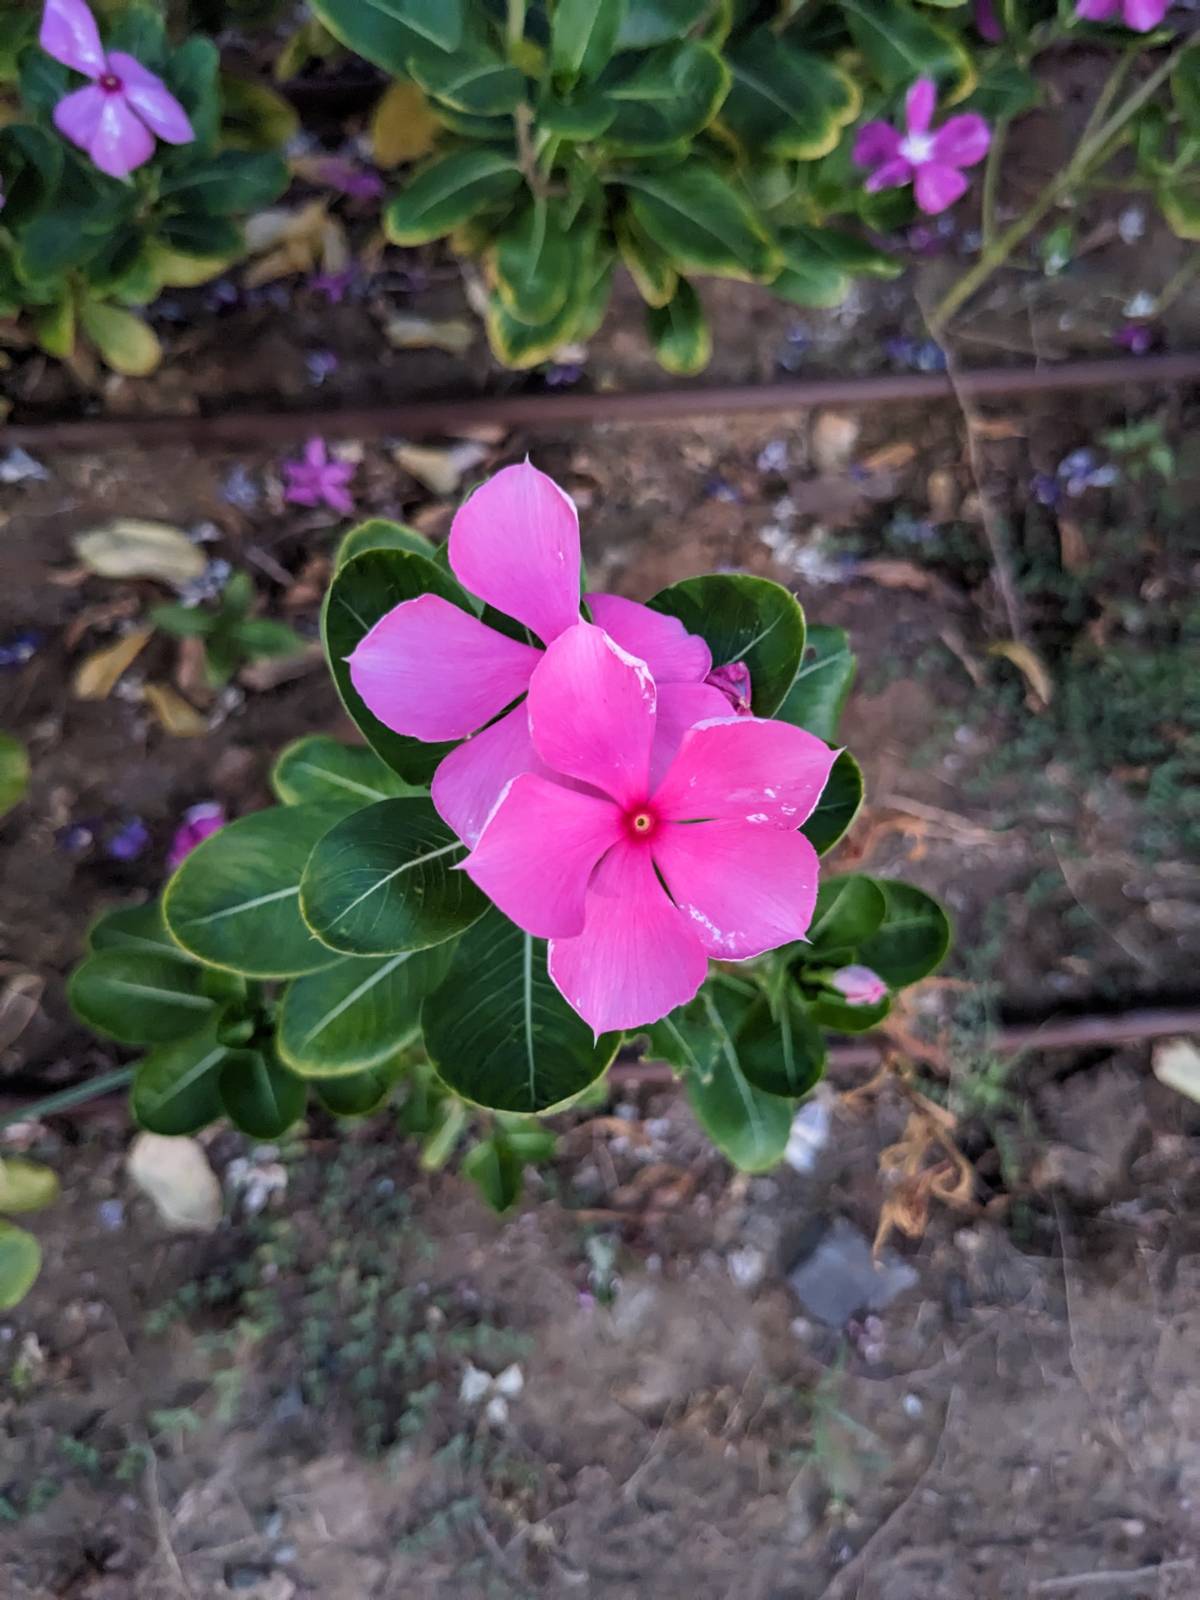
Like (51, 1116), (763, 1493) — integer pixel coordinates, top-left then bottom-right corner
(988, 638), (1053, 710)
(0, 972), (44, 1053)
(143, 682), (207, 737)
(242, 200), (333, 286)
(938, 625), (986, 689)
(393, 440), (489, 497)
(969, 416), (1024, 440)
(127, 1133), (221, 1232)
(238, 641), (324, 692)
(1056, 515), (1089, 574)
(1152, 1038), (1200, 1104)
(282, 555), (331, 611)
(384, 314), (475, 356)
(63, 596), (140, 650)
(73, 626), (153, 699)
(73, 520), (205, 585)
(856, 558), (963, 607)
(812, 411), (861, 473)
(371, 79), (440, 167)
(173, 634), (213, 704)
(927, 467), (959, 522)
(859, 441), (916, 473)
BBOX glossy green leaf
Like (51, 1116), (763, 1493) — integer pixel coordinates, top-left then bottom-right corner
(648, 573), (805, 716)
(0, 1159), (60, 1215)
(423, 908), (619, 1113)
(806, 873), (887, 953)
(164, 803), (355, 978)
(1160, 177), (1200, 242)
(808, 989), (890, 1034)
(617, 0), (711, 49)
(322, 547), (473, 784)
(278, 945), (451, 1075)
(841, 0), (971, 93)
(271, 735), (418, 808)
(552, 0), (626, 83)
(722, 32), (859, 159)
(680, 990), (793, 1172)
(858, 879), (952, 987)
(776, 623), (856, 742)
(78, 302), (161, 377)
(131, 1021), (228, 1135)
(492, 199), (572, 324)
(68, 951), (220, 1045)
(1173, 53), (1200, 132)
(310, 0), (460, 71)
(623, 162), (779, 282)
(409, 47), (524, 116)
(0, 1222), (41, 1311)
(646, 279), (711, 374)
(0, 732), (29, 819)
(599, 41), (730, 154)
(159, 151), (288, 215)
(801, 750), (863, 856)
(384, 149), (522, 247)
(301, 797), (485, 957)
(486, 279), (590, 368)
(787, 226), (903, 281)
(770, 257), (849, 309)
(615, 209), (678, 306)
(419, 1098), (468, 1169)
(462, 1132), (523, 1212)
(734, 992), (825, 1098)
(88, 900), (193, 959)
(966, 61), (1037, 121)
(314, 1058), (406, 1117)
(335, 519), (436, 569)
(219, 1050), (307, 1139)
(0, 125), (62, 229)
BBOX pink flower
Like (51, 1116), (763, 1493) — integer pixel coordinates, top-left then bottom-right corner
(706, 661), (752, 715)
(974, 0), (1004, 41)
(461, 624), (836, 1034)
(854, 79), (990, 217)
(167, 801), (226, 870)
(829, 965), (888, 1007)
(40, 0), (193, 179)
(1075, 0), (1169, 29)
(282, 437), (356, 517)
(348, 462), (730, 849)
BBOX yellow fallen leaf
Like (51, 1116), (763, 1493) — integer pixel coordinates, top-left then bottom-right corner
(371, 80), (440, 168)
(74, 520), (206, 585)
(73, 627), (153, 699)
(143, 682), (207, 737)
(384, 314), (475, 356)
(987, 638), (1053, 710)
(127, 1133), (221, 1232)
(1152, 1038), (1200, 1104)
(393, 441), (490, 497)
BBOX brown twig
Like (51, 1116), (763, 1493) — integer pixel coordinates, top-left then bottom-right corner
(1030, 1561), (1195, 1594)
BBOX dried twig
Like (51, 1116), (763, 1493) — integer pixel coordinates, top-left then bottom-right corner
(1030, 1561), (1195, 1594)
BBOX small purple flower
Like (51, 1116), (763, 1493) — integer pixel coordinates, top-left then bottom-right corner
(1114, 322), (1155, 354)
(222, 464), (261, 512)
(706, 661), (753, 715)
(282, 438), (356, 517)
(0, 630), (44, 669)
(544, 362), (584, 389)
(305, 348), (340, 386)
(167, 801), (225, 870)
(40, 0), (194, 179)
(703, 476), (741, 503)
(1031, 472), (1061, 508)
(854, 79), (991, 217)
(974, 0), (1004, 40)
(107, 817), (150, 862)
(56, 820), (96, 854)
(1075, 0), (1169, 29)
(309, 269), (355, 305)
(830, 965), (889, 1006)
(311, 157), (385, 202)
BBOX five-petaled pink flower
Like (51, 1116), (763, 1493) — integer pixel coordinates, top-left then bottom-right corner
(167, 801), (226, 870)
(349, 462), (733, 849)
(854, 79), (990, 217)
(461, 624), (836, 1035)
(830, 965), (888, 1007)
(40, 0), (194, 179)
(1075, 0), (1168, 28)
(282, 437), (356, 517)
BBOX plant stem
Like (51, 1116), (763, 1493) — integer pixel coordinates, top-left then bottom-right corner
(1152, 252), (1200, 315)
(981, 117), (1009, 250)
(0, 1067), (134, 1135)
(506, 0), (526, 54)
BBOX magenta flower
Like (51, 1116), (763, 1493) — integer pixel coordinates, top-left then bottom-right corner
(974, 0), (1004, 41)
(854, 79), (990, 217)
(167, 802), (226, 870)
(461, 623), (836, 1034)
(282, 438), (356, 517)
(1075, 0), (1168, 29)
(349, 462), (730, 849)
(706, 661), (752, 715)
(40, 0), (193, 179)
(829, 965), (888, 1007)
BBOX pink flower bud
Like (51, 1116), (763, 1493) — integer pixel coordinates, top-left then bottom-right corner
(167, 801), (226, 870)
(830, 965), (888, 1006)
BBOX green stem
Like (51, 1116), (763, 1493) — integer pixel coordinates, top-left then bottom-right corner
(1152, 252), (1200, 315)
(506, 0), (526, 53)
(0, 1068), (134, 1135)
(981, 117), (1008, 250)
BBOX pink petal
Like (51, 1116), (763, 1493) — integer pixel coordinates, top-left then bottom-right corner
(304, 437), (328, 467)
(526, 622), (655, 808)
(853, 120), (902, 169)
(39, 0), (105, 77)
(1123, 0), (1168, 26)
(653, 718), (837, 829)
(52, 83), (106, 153)
(864, 156), (914, 193)
(706, 661), (752, 714)
(906, 78), (937, 135)
(1075, 0), (1120, 16)
(654, 818), (820, 961)
(432, 701), (543, 848)
(548, 840), (707, 1035)
(449, 461), (581, 646)
(107, 53), (194, 144)
(86, 92), (155, 177)
(831, 964), (888, 1006)
(914, 161), (969, 215)
(585, 593), (711, 683)
(651, 681), (735, 788)
(464, 773), (622, 938)
(322, 482), (355, 517)
(349, 593), (541, 742)
(931, 114), (990, 169)
(974, 0), (1004, 41)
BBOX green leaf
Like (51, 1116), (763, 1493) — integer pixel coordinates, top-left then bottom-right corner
(69, 951), (221, 1045)
(786, 226), (903, 280)
(310, 0), (459, 72)
(722, 31), (859, 159)
(776, 623), (856, 742)
(734, 992), (825, 1098)
(219, 74), (302, 154)
(278, 946), (451, 1075)
(552, 0), (626, 83)
(314, 1058), (406, 1117)
(384, 149), (523, 247)
(492, 198), (572, 324)
(423, 908), (619, 1113)
(615, 209), (678, 306)
(322, 547), (474, 784)
(419, 1098), (468, 1169)
(965, 60), (1037, 121)
(841, 0), (972, 94)
(599, 41), (730, 155)
(88, 900), (192, 959)
(647, 573), (805, 716)
(0, 732), (30, 819)
(681, 990), (793, 1172)
(623, 162), (779, 282)
(35, 293), (76, 359)
(1159, 176), (1200, 242)
(1173, 52), (1200, 133)
(409, 47), (524, 115)
(808, 989), (890, 1034)
(769, 258), (848, 310)
(219, 1050), (307, 1139)
(806, 873), (887, 953)
(156, 214), (243, 259)
(131, 1021), (228, 1135)
(646, 278), (711, 374)
(271, 735), (418, 808)
(617, 0), (712, 49)
(78, 302), (161, 377)
(0, 1222), (41, 1311)
(164, 803), (355, 978)
(163, 36), (221, 148)
(485, 277), (591, 368)
(300, 797), (486, 958)
(0, 1159), (59, 1215)
(374, 0), (464, 51)
(0, 125), (63, 228)
(335, 519), (436, 568)
(858, 879), (951, 987)
(801, 750), (863, 856)
(462, 1133), (524, 1212)
(160, 152), (288, 215)
(150, 602), (213, 638)
(232, 618), (306, 657)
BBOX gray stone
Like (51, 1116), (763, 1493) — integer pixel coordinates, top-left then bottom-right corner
(786, 1218), (918, 1327)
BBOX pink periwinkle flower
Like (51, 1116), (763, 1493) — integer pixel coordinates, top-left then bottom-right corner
(349, 462), (732, 850)
(40, 0), (193, 179)
(829, 965), (888, 1007)
(167, 801), (226, 870)
(706, 660), (752, 715)
(282, 437), (356, 517)
(854, 79), (990, 217)
(461, 623), (837, 1034)
(1075, 0), (1169, 29)
(974, 0), (1004, 42)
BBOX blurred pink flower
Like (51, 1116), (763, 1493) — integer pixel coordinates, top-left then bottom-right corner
(40, 0), (193, 178)
(706, 660), (752, 714)
(167, 802), (225, 870)
(830, 965), (888, 1006)
(1075, 0), (1168, 29)
(854, 79), (990, 217)
(974, 0), (1004, 41)
(282, 437), (356, 517)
